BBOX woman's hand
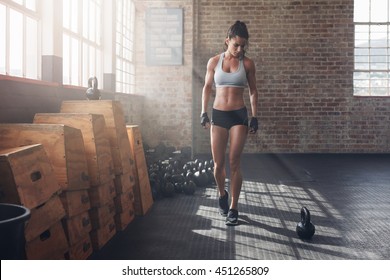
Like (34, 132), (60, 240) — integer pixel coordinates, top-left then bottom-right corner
(201, 112), (210, 129)
(249, 117), (258, 134)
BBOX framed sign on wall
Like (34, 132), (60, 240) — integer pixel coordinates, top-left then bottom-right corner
(145, 8), (183, 66)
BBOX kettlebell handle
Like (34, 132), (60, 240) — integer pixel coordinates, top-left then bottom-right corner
(88, 76), (98, 89)
(300, 206), (311, 225)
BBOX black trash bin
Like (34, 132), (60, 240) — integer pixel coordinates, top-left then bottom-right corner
(0, 203), (31, 260)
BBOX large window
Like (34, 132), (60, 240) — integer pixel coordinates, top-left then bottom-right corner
(354, 0), (390, 96)
(116, 0), (135, 94)
(0, 0), (39, 79)
(63, 0), (102, 87)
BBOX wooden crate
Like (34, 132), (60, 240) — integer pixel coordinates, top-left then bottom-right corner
(114, 171), (135, 194)
(114, 191), (134, 213)
(89, 201), (116, 230)
(88, 180), (116, 208)
(25, 221), (69, 260)
(60, 189), (91, 218)
(61, 100), (133, 175)
(115, 204), (135, 231)
(62, 211), (92, 246)
(65, 234), (93, 260)
(34, 113), (114, 187)
(25, 195), (66, 242)
(90, 216), (116, 250)
(126, 125), (153, 215)
(0, 144), (61, 209)
(0, 124), (90, 191)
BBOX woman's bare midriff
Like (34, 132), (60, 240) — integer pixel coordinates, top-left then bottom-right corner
(213, 87), (246, 111)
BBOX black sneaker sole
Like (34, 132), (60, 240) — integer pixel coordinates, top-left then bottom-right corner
(225, 219), (238, 226)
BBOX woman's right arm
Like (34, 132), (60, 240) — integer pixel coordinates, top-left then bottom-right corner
(201, 57), (217, 115)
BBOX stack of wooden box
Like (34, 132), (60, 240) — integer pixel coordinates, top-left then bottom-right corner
(0, 144), (68, 259)
(60, 100), (136, 247)
(33, 113), (116, 258)
(0, 124), (91, 259)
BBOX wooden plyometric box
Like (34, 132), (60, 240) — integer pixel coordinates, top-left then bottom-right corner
(88, 180), (116, 208)
(114, 191), (134, 213)
(115, 205), (135, 231)
(89, 201), (116, 230)
(0, 144), (61, 209)
(90, 216), (116, 251)
(60, 189), (91, 218)
(0, 124), (90, 191)
(62, 211), (92, 246)
(25, 195), (66, 242)
(25, 221), (69, 260)
(126, 125), (153, 216)
(34, 113), (114, 187)
(60, 100), (133, 175)
(65, 234), (93, 260)
(114, 171), (135, 194)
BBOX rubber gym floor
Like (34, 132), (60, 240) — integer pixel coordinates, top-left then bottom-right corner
(89, 153), (390, 260)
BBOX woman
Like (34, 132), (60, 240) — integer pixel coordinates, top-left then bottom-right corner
(201, 21), (259, 226)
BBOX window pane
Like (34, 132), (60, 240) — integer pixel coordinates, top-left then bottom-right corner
(63, 34), (70, 84)
(26, 17), (38, 79)
(354, 0), (370, 22)
(71, 37), (79, 85)
(371, 0), (388, 22)
(83, 0), (89, 39)
(70, 0), (78, 33)
(83, 42), (89, 86)
(63, 1), (70, 29)
(9, 9), (23, 77)
(25, 0), (36, 12)
(0, 4), (5, 74)
(12, 0), (23, 5)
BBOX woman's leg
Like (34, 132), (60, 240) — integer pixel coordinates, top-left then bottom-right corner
(210, 125), (229, 197)
(228, 125), (248, 210)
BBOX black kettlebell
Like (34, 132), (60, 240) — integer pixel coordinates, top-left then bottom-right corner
(296, 206), (315, 240)
(86, 77), (101, 100)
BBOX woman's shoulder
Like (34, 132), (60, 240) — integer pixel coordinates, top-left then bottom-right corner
(207, 53), (222, 68)
(243, 55), (255, 69)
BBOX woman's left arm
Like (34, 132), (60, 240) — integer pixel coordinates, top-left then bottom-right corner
(245, 58), (258, 118)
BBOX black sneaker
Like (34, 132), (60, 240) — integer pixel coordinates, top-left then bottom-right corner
(218, 190), (229, 216)
(225, 209), (238, 226)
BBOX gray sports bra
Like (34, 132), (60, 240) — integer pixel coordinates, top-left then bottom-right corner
(214, 53), (247, 88)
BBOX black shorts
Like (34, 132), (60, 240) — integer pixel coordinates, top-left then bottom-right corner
(211, 107), (249, 130)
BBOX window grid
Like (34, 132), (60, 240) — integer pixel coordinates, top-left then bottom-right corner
(0, 0), (39, 79)
(63, 0), (102, 87)
(116, 0), (135, 94)
(354, 0), (390, 96)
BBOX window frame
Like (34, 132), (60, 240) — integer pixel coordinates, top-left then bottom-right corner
(115, 0), (136, 94)
(0, 0), (41, 79)
(62, 0), (103, 88)
(354, 0), (390, 97)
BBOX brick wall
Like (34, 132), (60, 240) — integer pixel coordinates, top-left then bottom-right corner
(134, 0), (195, 150)
(138, 0), (390, 153)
